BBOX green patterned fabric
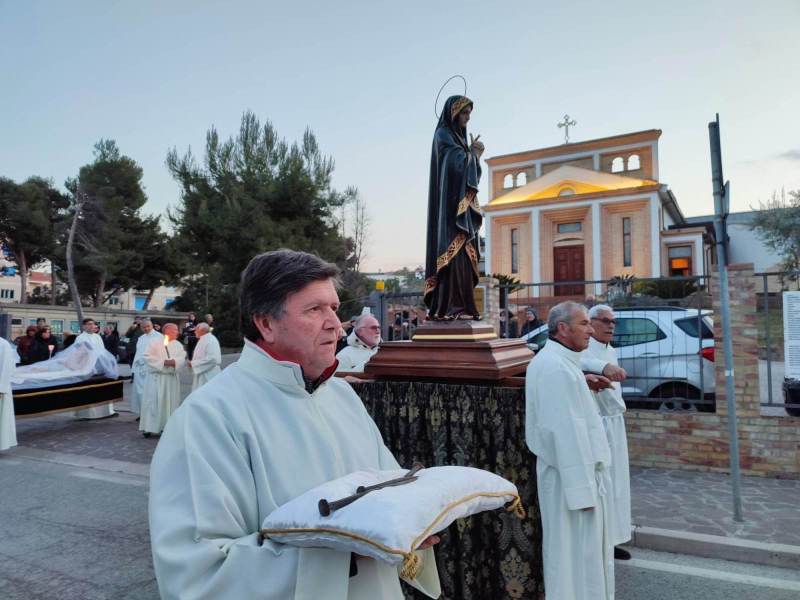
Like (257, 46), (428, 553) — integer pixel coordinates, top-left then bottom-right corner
(354, 381), (544, 600)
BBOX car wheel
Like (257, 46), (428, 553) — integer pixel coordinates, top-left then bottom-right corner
(649, 383), (711, 412)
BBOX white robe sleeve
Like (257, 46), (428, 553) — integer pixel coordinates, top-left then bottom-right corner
(170, 341), (186, 370)
(192, 337), (221, 374)
(144, 339), (171, 373)
(150, 402), (309, 600)
(581, 356), (609, 375)
(0, 341), (14, 396)
(526, 366), (599, 511)
(363, 406), (442, 599)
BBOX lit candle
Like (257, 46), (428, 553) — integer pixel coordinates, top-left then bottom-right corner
(163, 335), (171, 359)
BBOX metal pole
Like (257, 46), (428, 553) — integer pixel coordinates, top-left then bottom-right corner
(763, 274), (773, 406)
(709, 116), (743, 522)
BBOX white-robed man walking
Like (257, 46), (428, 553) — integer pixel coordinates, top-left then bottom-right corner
(74, 318), (116, 419)
(139, 323), (185, 437)
(0, 336), (18, 451)
(526, 301), (614, 600)
(131, 319), (162, 416)
(148, 249), (440, 600)
(189, 323), (221, 391)
(582, 304), (632, 559)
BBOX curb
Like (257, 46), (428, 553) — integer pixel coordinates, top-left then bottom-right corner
(630, 525), (800, 570)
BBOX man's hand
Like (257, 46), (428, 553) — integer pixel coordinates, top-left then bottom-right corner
(585, 373), (613, 391)
(164, 359), (176, 368)
(602, 364), (627, 382)
(416, 534), (440, 551)
(187, 361), (192, 369)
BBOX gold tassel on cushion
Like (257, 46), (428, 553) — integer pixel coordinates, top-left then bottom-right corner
(506, 496), (526, 519)
(400, 551), (422, 580)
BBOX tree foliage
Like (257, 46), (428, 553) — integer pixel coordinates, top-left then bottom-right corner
(61, 140), (179, 307)
(168, 111), (356, 343)
(0, 176), (69, 303)
(751, 189), (800, 273)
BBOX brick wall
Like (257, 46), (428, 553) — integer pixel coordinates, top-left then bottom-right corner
(626, 263), (800, 478)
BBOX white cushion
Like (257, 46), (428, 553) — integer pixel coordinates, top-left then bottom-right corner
(260, 465), (524, 579)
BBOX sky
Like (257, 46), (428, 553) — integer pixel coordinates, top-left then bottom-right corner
(2, 0), (799, 272)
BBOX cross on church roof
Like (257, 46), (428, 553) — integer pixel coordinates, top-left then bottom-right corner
(557, 114), (577, 144)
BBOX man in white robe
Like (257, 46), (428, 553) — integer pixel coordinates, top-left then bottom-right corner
(74, 318), (116, 419)
(526, 301), (614, 600)
(149, 249), (440, 600)
(0, 336), (18, 451)
(131, 319), (163, 416)
(582, 304), (632, 559)
(189, 323), (221, 390)
(336, 314), (381, 373)
(139, 323), (185, 437)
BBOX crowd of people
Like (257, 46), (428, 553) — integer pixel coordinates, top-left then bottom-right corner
(0, 249), (633, 599)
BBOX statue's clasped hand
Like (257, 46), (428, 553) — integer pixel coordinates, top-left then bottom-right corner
(469, 133), (484, 159)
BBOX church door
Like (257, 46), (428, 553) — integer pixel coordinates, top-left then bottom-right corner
(553, 245), (585, 296)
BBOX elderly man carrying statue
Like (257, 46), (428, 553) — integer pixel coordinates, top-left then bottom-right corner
(423, 95), (485, 320)
(336, 313), (381, 373)
(526, 301), (614, 600)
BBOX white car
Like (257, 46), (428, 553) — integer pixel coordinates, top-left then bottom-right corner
(522, 307), (715, 409)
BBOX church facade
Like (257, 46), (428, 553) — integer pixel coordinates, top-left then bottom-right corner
(483, 129), (712, 296)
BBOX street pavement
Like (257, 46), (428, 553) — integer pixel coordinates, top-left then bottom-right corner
(2, 355), (800, 598)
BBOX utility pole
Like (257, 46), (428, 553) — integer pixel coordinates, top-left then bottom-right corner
(709, 114), (743, 522)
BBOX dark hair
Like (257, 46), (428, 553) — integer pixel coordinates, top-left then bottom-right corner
(240, 249), (340, 342)
(82, 318), (95, 325)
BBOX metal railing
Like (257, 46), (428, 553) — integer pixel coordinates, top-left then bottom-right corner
(756, 271), (800, 416)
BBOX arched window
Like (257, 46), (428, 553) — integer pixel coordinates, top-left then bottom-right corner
(611, 157), (624, 173)
(516, 172), (527, 186)
(558, 187), (575, 196)
(627, 154), (640, 171)
(503, 174), (514, 188)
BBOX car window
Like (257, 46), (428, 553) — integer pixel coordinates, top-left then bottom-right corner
(612, 317), (666, 347)
(673, 316), (714, 339)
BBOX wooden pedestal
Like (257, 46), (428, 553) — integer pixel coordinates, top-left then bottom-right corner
(364, 320), (533, 383)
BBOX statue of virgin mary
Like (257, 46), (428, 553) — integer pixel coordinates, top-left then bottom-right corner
(424, 95), (484, 320)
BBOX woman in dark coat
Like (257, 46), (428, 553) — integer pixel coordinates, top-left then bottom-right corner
(28, 327), (55, 364)
(424, 95), (485, 320)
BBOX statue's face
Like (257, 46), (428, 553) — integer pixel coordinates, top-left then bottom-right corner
(456, 106), (472, 128)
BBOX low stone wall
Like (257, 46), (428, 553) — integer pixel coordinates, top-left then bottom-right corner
(626, 264), (800, 478)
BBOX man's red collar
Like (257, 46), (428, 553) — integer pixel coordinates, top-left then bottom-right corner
(255, 339), (339, 388)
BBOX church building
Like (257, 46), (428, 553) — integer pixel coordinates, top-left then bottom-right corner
(483, 129), (712, 296)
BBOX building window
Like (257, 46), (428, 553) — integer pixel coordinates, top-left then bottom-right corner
(558, 187), (575, 196)
(668, 246), (693, 276)
(627, 154), (641, 170)
(557, 222), (582, 234)
(51, 320), (63, 334)
(107, 296), (120, 305)
(0, 289), (14, 299)
(611, 157), (624, 173)
(510, 228), (519, 274)
(503, 174), (514, 188)
(516, 172), (527, 186)
(622, 217), (632, 267)
(70, 321), (80, 334)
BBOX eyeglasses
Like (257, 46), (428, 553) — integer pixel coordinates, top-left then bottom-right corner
(591, 317), (617, 326)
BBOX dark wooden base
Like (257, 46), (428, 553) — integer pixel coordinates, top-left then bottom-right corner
(364, 320), (533, 383)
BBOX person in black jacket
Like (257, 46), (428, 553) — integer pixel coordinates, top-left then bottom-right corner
(519, 307), (544, 337)
(28, 327), (56, 363)
(102, 325), (120, 359)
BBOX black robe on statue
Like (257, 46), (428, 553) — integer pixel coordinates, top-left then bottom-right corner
(424, 95), (483, 320)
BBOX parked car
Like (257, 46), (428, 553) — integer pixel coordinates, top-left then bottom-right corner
(522, 307), (715, 409)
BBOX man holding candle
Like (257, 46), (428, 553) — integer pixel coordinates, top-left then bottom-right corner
(139, 322), (185, 437)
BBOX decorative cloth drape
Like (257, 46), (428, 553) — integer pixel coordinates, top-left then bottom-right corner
(355, 381), (544, 600)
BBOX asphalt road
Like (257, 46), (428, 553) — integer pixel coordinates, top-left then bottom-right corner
(2, 450), (800, 599)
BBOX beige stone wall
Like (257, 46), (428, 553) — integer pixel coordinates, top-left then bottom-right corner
(625, 264), (800, 478)
(492, 167), (536, 199)
(600, 200), (652, 278)
(540, 156), (594, 176)
(491, 214), (532, 279)
(599, 146), (654, 180)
